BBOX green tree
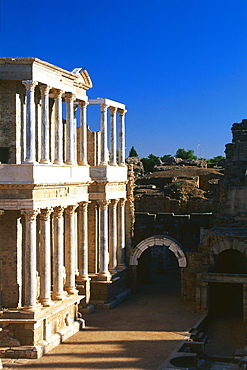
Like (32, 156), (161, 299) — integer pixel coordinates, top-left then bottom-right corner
(206, 155), (225, 166)
(129, 146), (138, 157)
(175, 148), (197, 160)
(161, 154), (171, 161)
(141, 154), (159, 172)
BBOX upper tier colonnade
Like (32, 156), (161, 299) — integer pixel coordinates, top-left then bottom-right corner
(21, 81), (126, 166)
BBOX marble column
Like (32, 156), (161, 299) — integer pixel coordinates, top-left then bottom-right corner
(117, 198), (126, 270)
(21, 210), (39, 310)
(53, 89), (64, 164)
(118, 109), (127, 166)
(97, 200), (111, 281)
(77, 202), (90, 280)
(65, 205), (78, 294)
(109, 107), (117, 165)
(100, 104), (108, 165)
(39, 208), (53, 306)
(109, 199), (118, 273)
(78, 101), (89, 165)
(22, 80), (38, 164)
(52, 206), (65, 300)
(65, 93), (76, 165)
(39, 84), (51, 164)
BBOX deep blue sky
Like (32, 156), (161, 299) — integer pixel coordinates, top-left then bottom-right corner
(1, 0), (247, 159)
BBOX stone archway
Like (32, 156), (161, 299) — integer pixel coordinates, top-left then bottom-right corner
(128, 235), (187, 291)
(129, 235), (187, 267)
(209, 238), (247, 264)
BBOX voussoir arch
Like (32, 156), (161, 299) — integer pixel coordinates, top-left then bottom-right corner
(129, 235), (187, 267)
(209, 238), (247, 264)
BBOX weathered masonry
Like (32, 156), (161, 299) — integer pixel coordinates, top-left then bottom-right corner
(0, 58), (129, 357)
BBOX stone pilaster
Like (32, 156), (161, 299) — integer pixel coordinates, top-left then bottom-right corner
(118, 109), (127, 166)
(39, 84), (51, 164)
(53, 89), (64, 164)
(100, 104), (109, 165)
(117, 198), (127, 270)
(21, 210), (40, 310)
(109, 107), (117, 165)
(39, 208), (53, 306)
(97, 200), (111, 281)
(22, 80), (38, 164)
(109, 199), (118, 273)
(65, 93), (76, 165)
(78, 101), (89, 165)
(65, 205), (78, 294)
(52, 206), (65, 300)
(243, 284), (247, 322)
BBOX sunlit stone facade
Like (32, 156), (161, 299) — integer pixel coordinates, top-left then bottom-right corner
(0, 58), (129, 357)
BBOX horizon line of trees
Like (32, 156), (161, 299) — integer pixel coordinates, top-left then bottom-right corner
(128, 146), (225, 172)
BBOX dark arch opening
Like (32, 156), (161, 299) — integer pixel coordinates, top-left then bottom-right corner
(137, 245), (181, 293)
(215, 249), (247, 274)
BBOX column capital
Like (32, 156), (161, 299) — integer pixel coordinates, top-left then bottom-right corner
(78, 201), (90, 211)
(118, 108), (127, 116)
(110, 199), (119, 208)
(119, 198), (127, 206)
(110, 106), (117, 115)
(100, 104), (109, 112)
(52, 89), (64, 99)
(21, 209), (39, 221)
(65, 204), (78, 215)
(53, 206), (64, 218)
(98, 199), (110, 210)
(40, 207), (53, 221)
(39, 84), (51, 96)
(79, 100), (89, 108)
(22, 80), (38, 91)
(64, 92), (76, 102)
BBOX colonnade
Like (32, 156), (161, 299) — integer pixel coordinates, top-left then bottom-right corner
(21, 81), (126, 166)
(19, 196), (126, 310)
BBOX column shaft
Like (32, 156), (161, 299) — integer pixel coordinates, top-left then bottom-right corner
(22, 80), (38, 164)
(98, 200), (111, 280)
(77, 202), (89, 279)
(118, 109), (127, 166)
(109, 199), (118, 272)
(117, 198), (126, 269)
(21, 210), (39, 309)
(52, 206), (65, 300)
(79, 101), (88, 165)
(109, 107), (117, 165)
(65, 205), (78, 294)
(39, 208), (52, 306)
(65, 93), (76, 165)
(39, 85), (50, 164)
(53, 89), (64, 164)
(100, 104), (108, 165)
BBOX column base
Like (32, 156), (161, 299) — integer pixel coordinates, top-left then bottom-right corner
(117, 264), (126, 271)
(78, 162), (89, 166)
(39, 159), (51, 165)
(97, 272), (112, 282)
(53, 160), (63, 165)
(52, 291), (67, 300)
(21, 303), (42, 312)
(65, 287), (79, 295)
(65, 160), (76, 166)
(39, 298), (53, 307)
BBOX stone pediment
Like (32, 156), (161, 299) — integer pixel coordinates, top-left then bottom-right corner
(71, 68), (93, 90)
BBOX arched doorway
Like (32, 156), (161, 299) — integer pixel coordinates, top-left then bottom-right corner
(129, 235), (187, 292)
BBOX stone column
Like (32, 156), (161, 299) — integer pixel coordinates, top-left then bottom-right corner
(117, 198), (126, 270)
(78, 101), (89, 165)
(53, 89), (64, 164)
(65, 93), (76, 165)
(39, 208), (53, 306)
(109, 199), (118, 273)
(196, 281), (209, 314)
(97, 200), (111, 281)
(100, 104), (109, 165)
(22, 80), (38, 164)
(39, 84), (51, 164)
(109, 107), (117, 165)
(52, 206), (65, 300)
(118, 109), (127, 166)
(65, 205), (78, 294)
(21, 210), (39, 310)
(77, 202), (90, 280)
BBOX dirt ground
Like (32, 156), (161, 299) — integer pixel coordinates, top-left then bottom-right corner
(2, 283), (246, 370)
